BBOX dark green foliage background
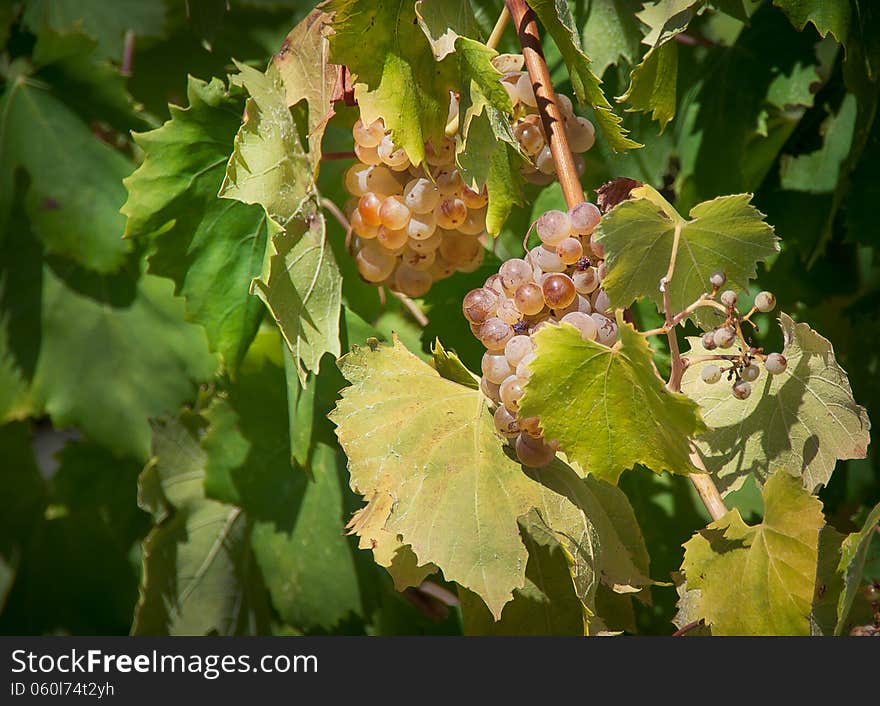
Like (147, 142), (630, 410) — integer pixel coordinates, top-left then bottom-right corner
(0, 0), (877, 635)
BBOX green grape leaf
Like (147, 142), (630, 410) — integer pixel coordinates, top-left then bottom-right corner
(326, 0), (456, 166)
(458, 514), (588, 635)
(526, 0), (642, 151)
(835, 501), (880, 635)
(681, 313), (871, 493)
(22, 0), (167, 60)
(618, 41), (678, 131)
(518, 314), (706, 485)
(0, 310), (28, 422)
(133, 414), (265, 636)
(637, 0), (706, 47)
(431, 339), (479, 389)
(811, 526), (845, 635)
(596, 186), (779, 326)
(273, 9), (338, 168)
(681, 471), (825, 635)
(251, 202), (343, 385)
(772, 0), (851, 43)
(0, 77), (132, 272)
(779, 93), (857, 194)
(577, 0), (644, 76)
(415, 0), (481, 60)
(123, 76), (271, 372)
(221, 62), (313, 225)
(486, 142), (526, 236)
(330, 337), (648, 619)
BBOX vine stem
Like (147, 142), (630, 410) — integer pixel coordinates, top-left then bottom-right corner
(488, 7), (511, 50)
(505, 0), (583, 209)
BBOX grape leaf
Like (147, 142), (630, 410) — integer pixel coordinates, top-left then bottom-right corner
(637, 0), (706, 47)
(221, 62), (313, 225)
(326, 0), (456, 166)
(415, 0), (481, 61)
(772, 0), (851, 43)
(431, 339), (479, 389)
(0, 77), (132, 272)
(330, 337), (648, 619)
(595, 185), (779, 327)
(618, 42), (678, 131)
(681, 313), (871, 494)
(835, 501), (880, 635)
(577, 0), (644, 76)
(811, 526), (845, 635)
(458, 514), (588, 635)
(273, 9), (338, 168)
(123, 76), (271, 372)
(525, 0), (641, 151)
(518, 314), (707, 485)
(681, 470), (825, 635)
(133, 414), (266, 636)
(0, 310), (28, 422)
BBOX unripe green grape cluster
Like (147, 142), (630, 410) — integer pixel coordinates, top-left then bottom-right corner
(462, 202), (617, 468)
(345, 106), (488, 297)
(694, 277), (786, 400)
(496, 57), (594, 185)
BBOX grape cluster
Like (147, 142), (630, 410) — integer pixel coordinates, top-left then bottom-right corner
(462, 202), (617, 468)
(345, 110), (488, 297)
(690, 273), (785, 399)
(499, 65), (595, 185)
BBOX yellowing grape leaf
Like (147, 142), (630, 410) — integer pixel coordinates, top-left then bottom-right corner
(330, 337), (650, 619)
(526, 0), (641, 151)
(273, 9), (337, 169)
(122, 76), (271, 372)
(326, 0), (456, 166)
(681, 471), (824, 635)
(835, 501), (880, 635)
(518, 314), (706, 485)
(595, 185), (779, 327)
(681, 313), (870, 493)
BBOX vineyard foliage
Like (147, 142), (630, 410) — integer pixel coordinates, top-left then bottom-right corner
(1, 0), (879, 636)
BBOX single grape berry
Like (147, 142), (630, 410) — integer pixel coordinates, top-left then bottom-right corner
(701, 331), (717, 350)
(754, 291), (776, 313)
(742, 363), (760, 382)
(701, 364), (722, 384)
(462, 287), (498, 324)
(720, 290), (738, 308)
(732, 379), (752, 400)
(542, 273), (577, 309)
(536, 210), (572, 246)
(764, 353), (787, 375)
(709, 271), (726, 288)
(713, 327), (736, 349)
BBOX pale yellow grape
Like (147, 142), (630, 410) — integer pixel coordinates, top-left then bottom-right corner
(515, 122), (544, 155)
(569, 202), (601, 235)
(461, 184), (488, 209)
(358, 193), (383, 226)
(479, 317), (514, 352)
(426, 136), (456, 166)
(504, 335), (533, 367)
(458, 207), (487, 236)
(592, 314), (618, 346)
(566, 116), (595, 152)
(493, 405), (520, 437)
(409, 229), (442, 253)
(556, 93), (574, 118)
(531, 245), (565, 272)
(436, 169), (463, 196)
(379, 195), (411, 231)
(513, 282), (545, 316)
(429, 256), (455, 281)
(457, 246), (485, 273)
(482, 352), (513, 384)
(354, 142), (382, 166)
(499, 258), (533, 294)
(351, 209), (379, 239)
(515, 73), (537, 107)
(345, 164), (371, 196)
(439, 233), (481, 266)
(496, 297), (521, 325)
(536, 210), (572, 246)
(356, 242), (396, 282)
(462, 287), (498, 324)
(590, 239), (605, 258)
(365, 165), (404, 196)
(561, 311), (598, 341)
(404, 178), (441, 213)
(535, 145), (555, 174)
(435, 198), (467, 229)
(516, 352), (536, 379)
(376, 225), (409, 250)
(481, 375), (501, 404)
(555, 237), (583, 264)
(394, 265), (432, 297)
(377, 135), (409, 169)
(401, 247), (435, 271)
(572, 267), (599, 294)
(406, 211), (437, 240)
(499, 375), (526, 413)
(577, 294), (592, 314)
(592, 289), (610, 314)
(352, 117), (384, 148)
(542, 273), (577, 309)
(485, 274), (505, 295)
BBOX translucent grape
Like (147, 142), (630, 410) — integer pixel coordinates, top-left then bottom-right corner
(566, 116), (595, 152)
(556, 237), (583, 264)
(499, 259), (533, 294)
(435, 198), (467, 229)
(458, 207), (487, 235)
(481, 376), (501, 404)
(357, 193), (383, 226)
(461, 184), (488, 209)
(499, 375), (526, 413)
(514, 282), (545, 316)
(354, 142), (382, 166)
(482, 352), (513, 385)
(350, 209), (379, 239)
(542, 273), (577, 309)
(479, 317), (514, 352)
(519, 416), (542, 438)
(592, 314), (618, 346)
(764, 353), (787, 375)
(515, 121), (545, 155)
(516, 352), (536, 379)
(536, 210), (572, 246)
(589, 239), (605, 259)
(576, 295), (592, 314)
(535, 145), (555, 174)
(701, 364), (722, 384)
(754, 291), (776, 312)
(405, 211), (437, 240)
(394, 265), (432, 297)
(345, 164), (371, 196)
(352, 118), (384, 148)
(530, 245), (565, 273)
(401, 247), (435, 271)
(485, 274), (505, 295)
(376, 225), (409, 250)
(438, 233), (481, 266)
(404, 178), (441, 214)
(356, 243), (396, 283)
(496, 297), (521, 325)
(504, 335), (534, 367)
(569, 202), (601, 235)
(436, 169), (463, 196)
(493, 405), (520, 437)
(592, 289), (611, 314)
(408, 229), (442, 253)
(515, 433), (555, 467)
(561, 311), (598, 341)
(379, 195), (411, 230)
(572, 267), (599, 294)
(429, 256), (455, 281)
(425, 136), (456, 166)
(457, 246), (485, 273)
(732, 379), (752, 400)
(556, 93), (574, 117)
(462, 287), (498, 324)
(377, 135), (409, 169)
(515, 73), (537, 107)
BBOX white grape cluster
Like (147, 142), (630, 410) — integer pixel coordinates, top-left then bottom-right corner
(691, 274), (785, 399)
(462, 202), (617, 468)
(345, 111), (487, 297)
(498, 63), (595, 185)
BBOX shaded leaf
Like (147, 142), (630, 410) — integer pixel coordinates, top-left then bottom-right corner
(836, 501), (880, 634)
(618, 41), (678, 131)
(772, 0), (850, 43)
